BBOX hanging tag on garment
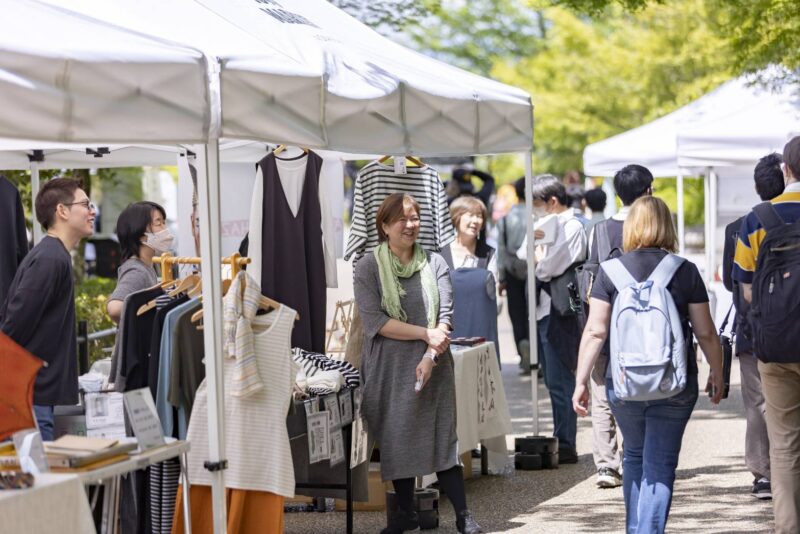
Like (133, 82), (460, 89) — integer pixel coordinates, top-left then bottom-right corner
(323, 394), (342, 430)
(307, 411), (330, 464)
(329, 428), (345, 467)
(339, 389), (353, 426)
(394, 157), (407, 175)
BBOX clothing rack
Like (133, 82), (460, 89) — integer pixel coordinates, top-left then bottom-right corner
(152, 252), (252, 282)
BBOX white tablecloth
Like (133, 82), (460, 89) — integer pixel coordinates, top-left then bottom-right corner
(0, 472), (95, 534)
(452, 342), (513, 473)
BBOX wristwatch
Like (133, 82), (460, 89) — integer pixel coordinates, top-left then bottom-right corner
(424, 351), (439, 366)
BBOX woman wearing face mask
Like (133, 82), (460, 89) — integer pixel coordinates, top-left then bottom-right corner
(106, 201), (173, 324)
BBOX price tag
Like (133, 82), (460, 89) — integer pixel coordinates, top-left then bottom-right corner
(323, 394), (341, 429)
(304, 397), (319, 416)
(394, 157), (407, 175)
(339, 389), (353, 426)
(123, 388), (166, 451)
(353, 387), (363, 418)
(329, 428), (345, 467)
(307, 411), (330, 464)
(350, 415), (369, 467)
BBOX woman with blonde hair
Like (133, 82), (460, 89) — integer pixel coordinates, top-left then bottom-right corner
(572, 196), (724, 533)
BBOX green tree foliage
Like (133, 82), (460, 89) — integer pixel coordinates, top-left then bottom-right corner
(556, 0), (800, 81)
(74, 277), (117, 364)
(491, 1), (731, 176)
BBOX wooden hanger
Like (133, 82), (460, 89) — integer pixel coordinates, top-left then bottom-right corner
(190, 277), (299, 324)
(378, 155), (424, 167)
(273, 145), (309, 157)
(168, 274), (201, 299)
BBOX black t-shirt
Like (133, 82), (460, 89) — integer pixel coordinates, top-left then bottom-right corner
(0, 236), (77, 405)
(592, 249), (709, 374)
(120, 287), (163, 391)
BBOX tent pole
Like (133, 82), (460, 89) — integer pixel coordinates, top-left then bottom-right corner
(677, 172), (685, 256)
(523, 151), (539, 435)
(196, 140), (228, 534)
(703, 167), (713, 283)
(30, 160), (43, 245)
(709, 168), (718, 281)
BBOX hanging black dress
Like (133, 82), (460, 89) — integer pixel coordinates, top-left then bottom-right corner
(258, 151), (326, 353)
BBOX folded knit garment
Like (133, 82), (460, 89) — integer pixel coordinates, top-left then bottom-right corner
(307, 370), (344, 396)
(291, 348), (361, 388)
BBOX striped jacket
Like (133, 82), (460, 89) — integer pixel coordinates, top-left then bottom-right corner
(344, 161), (455, 264)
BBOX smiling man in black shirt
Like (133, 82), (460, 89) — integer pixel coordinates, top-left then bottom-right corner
(0, 177), (95, 440)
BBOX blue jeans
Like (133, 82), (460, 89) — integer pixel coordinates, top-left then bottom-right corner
(608, 376), (698, 534)
(538, 316), (577, 450)
(33, 405), (55, 441)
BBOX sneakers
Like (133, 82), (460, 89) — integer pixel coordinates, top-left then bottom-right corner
(456, 510), (484, 534)
(752, 478), (772, 500)
(596, 467), (623, 488)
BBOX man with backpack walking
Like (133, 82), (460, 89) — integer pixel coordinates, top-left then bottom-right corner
(734, 136), (800, 533)
(524, 175), (588, 464)
(582, 164), (653, 488)
(722, 153), (784, 501)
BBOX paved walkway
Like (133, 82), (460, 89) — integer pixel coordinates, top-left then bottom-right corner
(285, 266), (773, 533)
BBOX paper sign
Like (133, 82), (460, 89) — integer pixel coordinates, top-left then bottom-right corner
(323, 394), (341, 429)
(123, 388), (166, 451)
(350, 416), (369, 467)
(13, 429), (48, 474)
(339, 389), (353, 426)
(307, 411), (330, 464)
(329, 428), (345, 467)
(304, 397), (319, 416)
(84, 392), (125, 430)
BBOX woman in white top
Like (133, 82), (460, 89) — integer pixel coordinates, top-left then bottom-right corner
(448, 196), (497, 276)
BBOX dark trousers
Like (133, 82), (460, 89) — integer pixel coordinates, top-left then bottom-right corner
(33, 405), (54, 441)
(504, 275), (529, 347)
(392, 465), (467, 516)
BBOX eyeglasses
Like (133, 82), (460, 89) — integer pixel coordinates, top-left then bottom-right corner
(64, 199), (97, 212)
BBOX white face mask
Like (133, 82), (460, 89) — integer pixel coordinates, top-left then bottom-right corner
(143, 228), (174, 254)
(533, 205), (549, 218)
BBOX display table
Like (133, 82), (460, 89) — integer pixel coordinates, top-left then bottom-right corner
(75, 440), (192, 534)
(452, 342), (512, 473)
(0, 472), (95, 534)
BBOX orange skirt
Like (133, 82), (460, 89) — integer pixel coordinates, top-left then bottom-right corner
(172, 485), (284, 534)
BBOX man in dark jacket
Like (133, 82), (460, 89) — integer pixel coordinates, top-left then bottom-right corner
(722, 152), (784, 500)
(0, 177), (95, 440)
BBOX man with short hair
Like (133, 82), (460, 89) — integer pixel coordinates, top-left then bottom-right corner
(522, 175), (588, 463)
(0, 177), (96, 440)
(586, 164), (653, 488)
(497, 177), (531, 370)
(723, 153), (784, 500)
(735, 136), (800, 533)
(584, 188), (607, 233)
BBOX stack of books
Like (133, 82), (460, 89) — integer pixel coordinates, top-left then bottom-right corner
(45, 435), (136, 469)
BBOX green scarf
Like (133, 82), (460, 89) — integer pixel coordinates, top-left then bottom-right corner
(374, 242), (439, 328)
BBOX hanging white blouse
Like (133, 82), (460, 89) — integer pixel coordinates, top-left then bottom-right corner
(248, 150), (339, 288)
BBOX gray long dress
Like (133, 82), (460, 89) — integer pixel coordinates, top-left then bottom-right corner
(353, 251), (458, 481)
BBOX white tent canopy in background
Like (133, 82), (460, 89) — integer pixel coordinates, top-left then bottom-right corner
(43, 0), (533, 156)
(0, 0), (210, 143)
(677, 83), (800, 168)
(583, 77), (761, 178)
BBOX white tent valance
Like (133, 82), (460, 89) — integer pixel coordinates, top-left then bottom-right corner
(42, 0), (533, 156)
(0, 0), (211, 144)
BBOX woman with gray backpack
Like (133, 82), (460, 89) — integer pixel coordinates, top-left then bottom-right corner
(572, 196), (724, 533)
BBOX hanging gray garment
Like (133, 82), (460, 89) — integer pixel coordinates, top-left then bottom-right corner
(353, 251), (458, 481)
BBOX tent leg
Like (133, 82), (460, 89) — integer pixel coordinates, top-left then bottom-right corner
(30, 161), (43, 245)
(703, 167), (716, 283)
(523, 151), (539, 436)
(195, 140), (228, 534)
(708, 169), (718, 282)
(677, 172), (685, 256)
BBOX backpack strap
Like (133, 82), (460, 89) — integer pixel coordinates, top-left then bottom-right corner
(601, 258), (637, 293)
(753, 201), (784, 232)
(647, 254), (685, 286)
(596, 222), (612, 261)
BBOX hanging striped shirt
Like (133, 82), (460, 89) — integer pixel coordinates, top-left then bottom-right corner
(344, 161), (455, 264)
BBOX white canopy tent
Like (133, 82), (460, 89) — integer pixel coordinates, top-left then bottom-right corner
(11, 1), (536, 532)
(582, 75), (779, 279)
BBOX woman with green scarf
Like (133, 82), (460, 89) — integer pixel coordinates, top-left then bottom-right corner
(354, 193), (483, 534)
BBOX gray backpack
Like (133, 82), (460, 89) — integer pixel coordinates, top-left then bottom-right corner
(603, 254), (687, 401)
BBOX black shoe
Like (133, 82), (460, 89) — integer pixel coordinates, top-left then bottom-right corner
(456, 510), (484, 534)
(558, 447), (579, 464)
(752, 477), (772, 500)
(380, 509), (419, 534)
